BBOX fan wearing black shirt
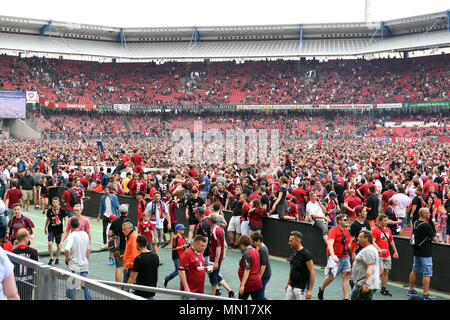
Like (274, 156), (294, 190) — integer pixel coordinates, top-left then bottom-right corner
(408, 208), (438, 300)
(13, 228), (39, 300)
(44, 197), (67, 265)
(349, 205), (371, 255)
(365, 185), (379, 229)
(285, 231), (315, 300)
(127, 235), (159, 299)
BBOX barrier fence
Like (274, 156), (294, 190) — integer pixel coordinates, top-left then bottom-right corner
(5, 251), (144, 300)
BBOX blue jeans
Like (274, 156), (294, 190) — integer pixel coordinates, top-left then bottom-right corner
(260, 277), (270, 300)
(166, 258), (180, 282)
(66, 271), (93, 300)
(351, 284), (375, 300)
(123, 268), (133, 284)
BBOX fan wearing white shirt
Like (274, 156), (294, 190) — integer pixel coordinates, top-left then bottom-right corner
(391, 186), (411, 234)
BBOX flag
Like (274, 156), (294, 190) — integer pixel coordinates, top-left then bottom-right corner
(97, 140), (104, 154)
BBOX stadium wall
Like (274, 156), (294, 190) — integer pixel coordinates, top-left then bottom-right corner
(78, 190), (450, 293)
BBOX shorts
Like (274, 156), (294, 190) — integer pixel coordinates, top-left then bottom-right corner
(412, 256), (433, 277)
(446, 225), (450, 236)
(48, 231), (62, 244)
(285, 285), (307, 300)
(22, 189), (33, 201)
(188, 215), (198, 226)
(115, 252), (124, 268)
(168, 222), (176, 233)
(227, 216), (242, 233)
(379, 256), (392, 270)
(325, 256), (351, 278)
(154, 228), (164, 244)
(208, 264), (223, 286)
(249, 225), (262, 231)
(314, 220), (329, 236)
(240, 220), (249, 236)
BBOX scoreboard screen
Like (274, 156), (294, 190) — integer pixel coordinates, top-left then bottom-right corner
(0, 91), (26, 118)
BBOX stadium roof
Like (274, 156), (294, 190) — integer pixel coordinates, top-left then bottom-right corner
(0, 10), (448, 60)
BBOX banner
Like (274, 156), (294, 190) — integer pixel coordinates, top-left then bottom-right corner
(113, 104), (130, 112)
(26, 91), (38, 103)
(39, 97), (96, 109)
(376, 103), (402, 109)
(403, 101), (450, 108)
(363, 136), (425, 143)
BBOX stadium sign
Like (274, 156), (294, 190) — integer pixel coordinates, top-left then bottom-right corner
(26, 91), (39, 103)
(39, 97), (96, 109)
(376, 103), (402, 109)
(113, 104), (131, 112)
(403, 101), (450, 108)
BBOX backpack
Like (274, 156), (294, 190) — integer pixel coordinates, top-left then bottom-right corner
(17, 160), (26, 173)
(68, 189), (79, 207)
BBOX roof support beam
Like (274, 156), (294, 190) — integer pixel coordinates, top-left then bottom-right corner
(299, 24), (303, 53)
(188, 27), (200, 50)
(416, 15), (443, 41)
(39, 19), (53, 37)
(118, 28), (128, 50)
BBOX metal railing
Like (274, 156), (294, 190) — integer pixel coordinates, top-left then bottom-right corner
(98, 280), (235, 300)
(5, 251), (144, 300)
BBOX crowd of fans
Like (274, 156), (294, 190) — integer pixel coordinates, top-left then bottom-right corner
(25, 108), (450, 141)
(0, 53), (448, 106)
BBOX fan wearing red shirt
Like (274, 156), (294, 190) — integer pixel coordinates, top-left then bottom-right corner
(372, 214), (399, 296)
(292, 185), (307, 207)
(237, 235), (262, 300)
(248, 199), (268, 234)
(381, 183), (397, 211)
(342, 189), (362, 219)
(207, 213), (235, 297)
(131, 149), (144, 174)
(179, 235), (207, 294)
(318, 214), (352, 300)
(138, 212), (154, 246)
(5, 180), (22, 214)
(127, 174), (138, 197)
(357, 177), (375, 202)
(423, 179), (438, 198)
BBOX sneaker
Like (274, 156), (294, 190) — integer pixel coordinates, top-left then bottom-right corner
(55, 259), (59, 265)
(101, 244), (108, 249)
(108, 258), (115, 265)
(215, 289), (222, 296)
(162, 242), (169, 248)
(163, 277), (168, 288)
(318, 287), (324, 300)
(422, 294), (437, 300)
(159, 261), (163, 266)
(228, 290), (236, 298)
(407, 290), (419, 296)
(380, 289), (392, 296)
(48, 259), (54, 265)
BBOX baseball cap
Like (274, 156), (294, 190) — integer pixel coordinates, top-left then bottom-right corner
(329, 191), (338, 197)
(0, 216), (7, 238)
(175, 224), (185, 231)
(194, 207), (205, 215)
(206, 213), (218, 223)
(119, 204), (129, 214)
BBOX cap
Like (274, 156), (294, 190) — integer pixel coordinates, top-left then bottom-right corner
(119, 204), (129, 214)
(194, 207), (205, 215)
(206, 213), (218, 223)
(175, 224), (185, 231)
(0, 216), (7, 238)
(328, 191), (338, 197)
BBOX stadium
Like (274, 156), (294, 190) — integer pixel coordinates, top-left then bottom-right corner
(0, 0), (449, 306)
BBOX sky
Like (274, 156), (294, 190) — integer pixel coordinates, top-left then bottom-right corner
(0, 0), (448, 28)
